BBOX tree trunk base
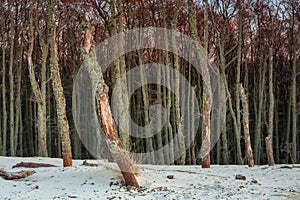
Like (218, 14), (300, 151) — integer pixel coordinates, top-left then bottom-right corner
(265, 137), (275, 166)
(202, 156), (210, 168)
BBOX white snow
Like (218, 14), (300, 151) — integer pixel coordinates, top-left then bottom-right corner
(0, 156), (299, 199)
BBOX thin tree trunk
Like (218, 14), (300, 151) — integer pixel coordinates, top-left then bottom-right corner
(163, 19), (173, 164)
(266, 47), (275, 166)
(49, 0), (72, 166)
(222, 114), (229, 164)
(239, 84), (254, 167)
(8, 9), (15, 156)
(14, 41), (23, 154)
(188, 0), (212, 168)
(254, 57), (266, 165)
(109, 0), (130, 151)
(172, 0), (185, 165)
(155, 51), (164, 164)
(235, 0), (243, 165)
(291, 26), (299, 164)
(286, 95), (291, 163)
(27, 10), (48, 157)
(137, 48), (154, 163)
(2, 45), (7, 156)
(116, 0), (131, 151)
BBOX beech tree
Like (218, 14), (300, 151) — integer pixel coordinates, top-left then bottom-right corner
(49, 0), (72, 167)
(0, 0), (298, 166)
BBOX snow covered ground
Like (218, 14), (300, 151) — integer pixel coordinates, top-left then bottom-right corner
(0, 156), (299, 200)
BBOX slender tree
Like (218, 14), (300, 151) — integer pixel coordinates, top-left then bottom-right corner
(27, 5), (48, 157)
(49, 0), (72, 167)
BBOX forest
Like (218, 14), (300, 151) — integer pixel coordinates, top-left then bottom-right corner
(0, 0), (299, 175)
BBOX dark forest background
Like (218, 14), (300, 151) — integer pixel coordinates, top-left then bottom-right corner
(0, 0), (299, 165)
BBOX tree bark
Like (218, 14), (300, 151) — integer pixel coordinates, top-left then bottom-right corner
(27, 9), (48, 157)
(266, 47), (275, 166)
(96, 85), (139, 187)
(234, 0), (243, 165)
(2, 44), (7, 156)
(0, 169), (36, 180)
(172, 0), (185, 165)
(9, 9), (15, 156)
(49, 0), (72, 167)
(291, 26), (299, 163)
(239, 84), (254, 167)
(254, 57), (266, 165)
(82, 25), (139, 187)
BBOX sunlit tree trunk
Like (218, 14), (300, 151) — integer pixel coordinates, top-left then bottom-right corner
(240, 84), (254, 167)
(82, 25), (139, 187)
(49, 0), (72, 167)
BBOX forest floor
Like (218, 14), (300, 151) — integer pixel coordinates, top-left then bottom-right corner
(0, 156), (300, 200)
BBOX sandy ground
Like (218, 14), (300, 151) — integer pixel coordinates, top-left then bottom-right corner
(0, 156), (299, 200)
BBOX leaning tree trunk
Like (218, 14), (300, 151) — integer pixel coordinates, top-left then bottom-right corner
(82, 27), (139, 187)
(27, 10), (48, 157)
(49, 0), (72, 167)
(239, 84), (254, 167)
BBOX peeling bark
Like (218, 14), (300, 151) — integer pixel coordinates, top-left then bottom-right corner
(96, 85), (139, 187)
(240, 84), (254, 167)
(82, 26), (139, 187)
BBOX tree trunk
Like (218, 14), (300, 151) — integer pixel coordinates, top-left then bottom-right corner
(188, 0), (212, 168)
(2, 45), (7, 156)
(172, 0), (185, 165)
(109, 0), (131, 151)
(96, 85), (139, 187)
(14, 40), (23, 155)
(27, 10), (48, 157)
(239, 84), (254, 167)
(234, 0), (243, 165)
(254, 57), (266, 165)
(82, 25), (139, 187)
(49, 0), (72, 167)
(291, 26), (299, 163)
(9, 12), (15, 156)
(266, 47), (275, 166)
